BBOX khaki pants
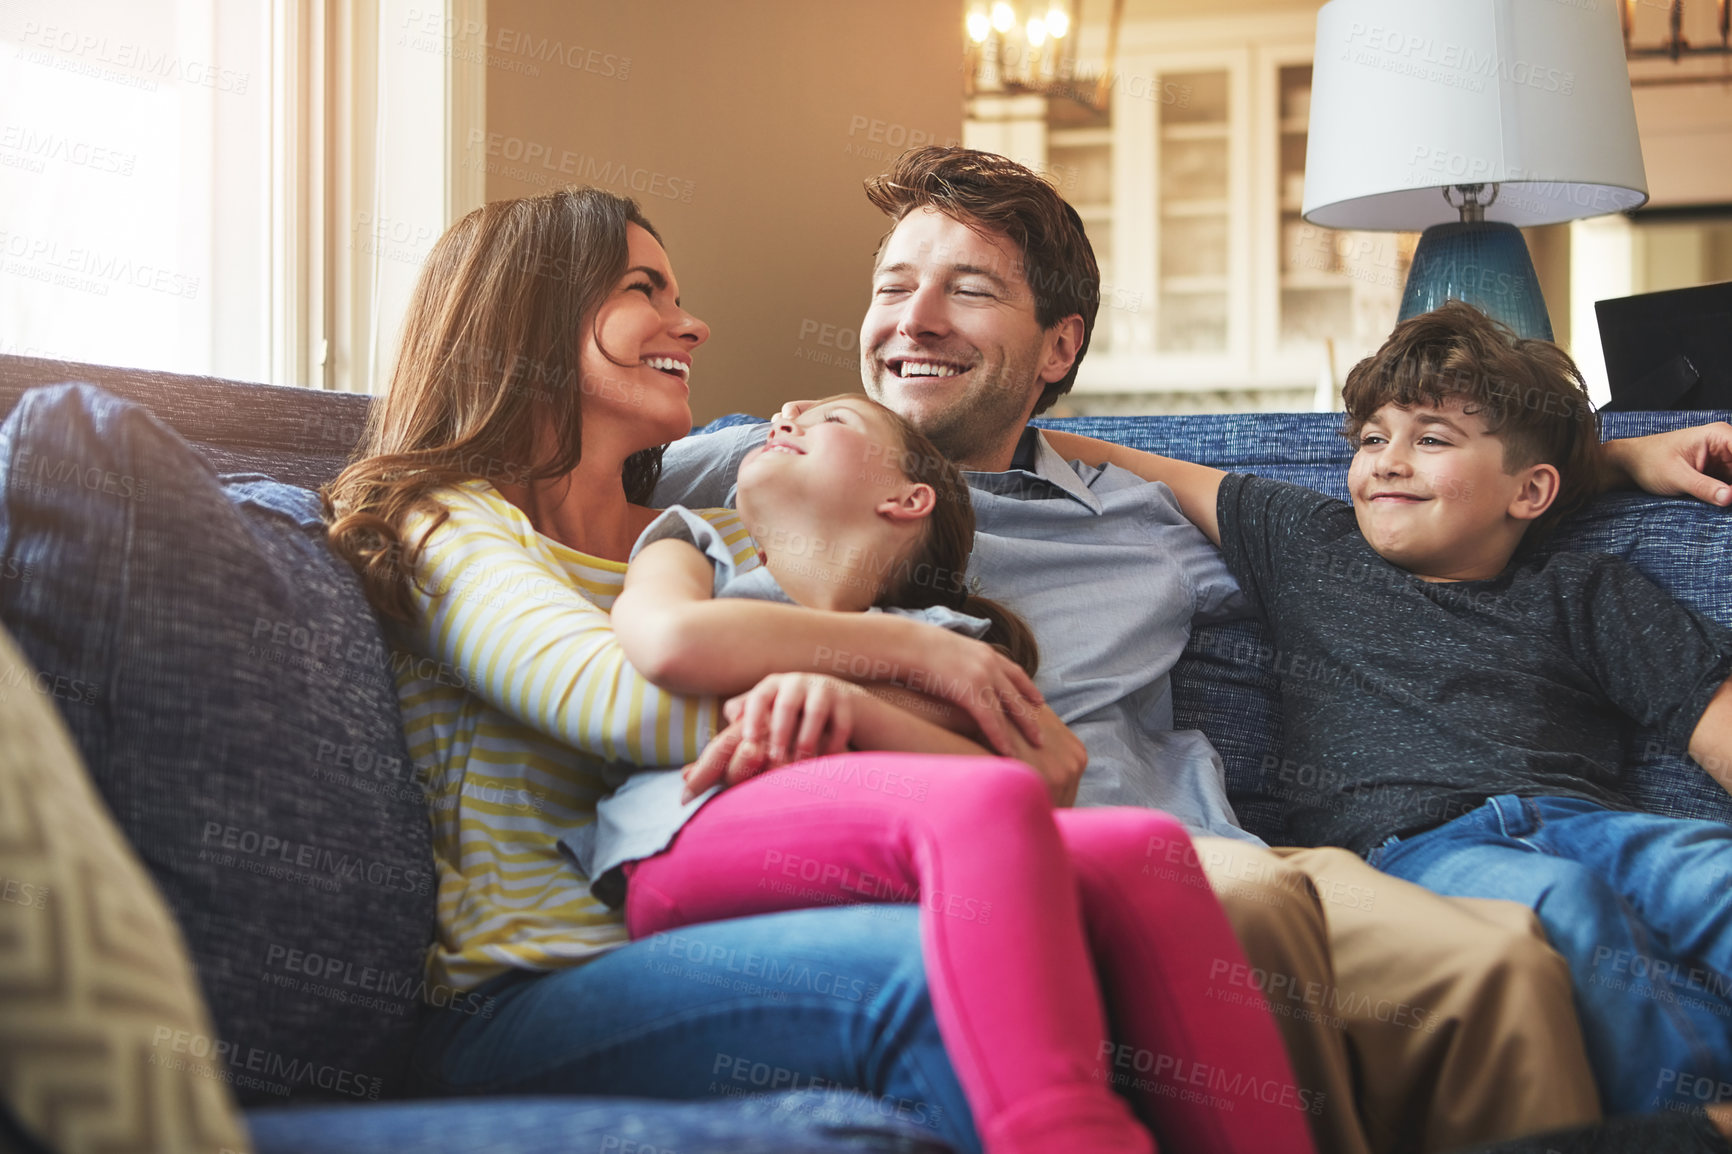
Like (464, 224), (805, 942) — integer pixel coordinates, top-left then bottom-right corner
(1195, 838), (1601, 1154)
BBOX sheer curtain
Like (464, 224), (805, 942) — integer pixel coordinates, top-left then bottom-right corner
(0, 0), (482, 392)
(0, 0), (271, 380)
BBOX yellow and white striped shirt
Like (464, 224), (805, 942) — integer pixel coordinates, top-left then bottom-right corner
(394, 480), (756, 993)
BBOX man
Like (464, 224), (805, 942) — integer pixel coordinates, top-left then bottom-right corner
(652, 147), (1727, 1153)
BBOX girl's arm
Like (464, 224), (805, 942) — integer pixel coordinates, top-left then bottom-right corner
(611, 537), (1046, 754)
(684, 673), (1087, 806)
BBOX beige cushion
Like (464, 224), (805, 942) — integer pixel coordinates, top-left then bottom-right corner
(0, 627), (249, 1154)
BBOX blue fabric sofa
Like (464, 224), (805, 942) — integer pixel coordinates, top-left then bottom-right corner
(3, 352), (1730, 1154)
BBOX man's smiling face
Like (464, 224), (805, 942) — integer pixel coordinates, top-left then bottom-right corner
(860, 207), (1064, 467)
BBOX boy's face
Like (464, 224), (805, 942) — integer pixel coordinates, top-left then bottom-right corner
(1348, 396), (1549, 582)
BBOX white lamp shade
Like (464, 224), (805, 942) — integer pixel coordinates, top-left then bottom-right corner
(1303, 0), (1648, 230)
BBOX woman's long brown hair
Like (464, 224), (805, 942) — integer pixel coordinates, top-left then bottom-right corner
(323, 188), (664, 622)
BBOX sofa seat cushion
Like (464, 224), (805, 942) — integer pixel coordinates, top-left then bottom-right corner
(0, 383), (435, 1106)
(0, 622), (249, 1154)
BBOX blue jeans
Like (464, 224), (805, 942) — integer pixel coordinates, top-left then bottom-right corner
(1369, 795), (1732, 1115)
(412, 904), (981, 1153)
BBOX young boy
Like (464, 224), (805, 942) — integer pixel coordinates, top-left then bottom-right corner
(1043, 300), (1732, 1118)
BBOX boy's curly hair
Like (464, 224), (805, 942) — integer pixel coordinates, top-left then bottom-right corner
(1342, 301), (1601, 541)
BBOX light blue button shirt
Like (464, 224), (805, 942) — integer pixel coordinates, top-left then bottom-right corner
(654, 422), (1263, 845)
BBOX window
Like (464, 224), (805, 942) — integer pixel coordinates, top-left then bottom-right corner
(0, 0), (271, 378)
(0, 0), (483, 392)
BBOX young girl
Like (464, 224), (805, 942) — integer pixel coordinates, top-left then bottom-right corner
(599, 394), (1316, 1154)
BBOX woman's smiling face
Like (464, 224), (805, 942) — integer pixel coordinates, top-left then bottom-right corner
(581, 222), (710, 449)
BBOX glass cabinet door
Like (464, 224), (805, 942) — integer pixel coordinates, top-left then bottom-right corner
(1156, 69), (1231, 355)
(1271, 60), (1411, 382)
(1276, 63), (1351, 350)
(1047, 98), (1114, 354)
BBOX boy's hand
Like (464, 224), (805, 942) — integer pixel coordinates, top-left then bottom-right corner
(1601, 423), (1732, 506)
(680, 673), (855, 801)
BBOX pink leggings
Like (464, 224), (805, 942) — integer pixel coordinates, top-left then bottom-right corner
(625, 754), (1314, 1154)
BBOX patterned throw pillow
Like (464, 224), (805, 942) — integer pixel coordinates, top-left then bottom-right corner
(0, 624), (250, 1154)
(0, 383), (436, 1107)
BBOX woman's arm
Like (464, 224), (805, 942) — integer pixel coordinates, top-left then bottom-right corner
(611, 536), (1046, 754)
(405, 488), (724, 768)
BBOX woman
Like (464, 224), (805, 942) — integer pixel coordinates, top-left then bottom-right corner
(323, 187), (1057, 1154)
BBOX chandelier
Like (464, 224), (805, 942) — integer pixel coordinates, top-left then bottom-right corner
(964, 0), (1127, 112)
(1622, 0), (1732, 67)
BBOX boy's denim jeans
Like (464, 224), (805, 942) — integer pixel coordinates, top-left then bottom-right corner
(411, 904), (980, 1153)
(1368, 795), (1732, 1116)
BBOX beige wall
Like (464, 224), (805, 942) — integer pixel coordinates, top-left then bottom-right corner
(480, 2), (962, 423)
(1633, 83), (1732, 210)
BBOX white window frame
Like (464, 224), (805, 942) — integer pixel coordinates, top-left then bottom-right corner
(271, 0), (485, 393)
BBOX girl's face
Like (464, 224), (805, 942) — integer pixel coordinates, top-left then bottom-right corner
(581, 223), (710, 451)
(740, 397), (912, 509)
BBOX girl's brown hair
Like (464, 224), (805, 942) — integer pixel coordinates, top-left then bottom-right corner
(821, 395), (1040, 676)
(323, 187), (664, 622)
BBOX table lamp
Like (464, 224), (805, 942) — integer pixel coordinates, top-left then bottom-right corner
(1302, 0), (1649, 340)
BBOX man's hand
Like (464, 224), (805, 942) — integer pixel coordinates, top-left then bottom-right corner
(1601, 423), (1732, 507)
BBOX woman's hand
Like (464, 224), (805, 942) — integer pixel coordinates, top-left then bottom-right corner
(680, 673), (858, 801)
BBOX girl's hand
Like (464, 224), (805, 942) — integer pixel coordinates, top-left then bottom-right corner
(680, 673), (856, 801)
(921, 629), (1046, 758)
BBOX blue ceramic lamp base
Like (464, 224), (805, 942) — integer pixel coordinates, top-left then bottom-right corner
(1397, 220), (1554, 341)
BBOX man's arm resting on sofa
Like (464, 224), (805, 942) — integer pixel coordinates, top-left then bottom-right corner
(1039, 429), (1226, 546)
(1599, 423), (1732, 507)
(1689, 676), (1732, 796)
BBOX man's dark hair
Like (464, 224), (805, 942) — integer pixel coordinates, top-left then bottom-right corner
(1342, 300), (1602, 541)
(864, 146), (1099, 416)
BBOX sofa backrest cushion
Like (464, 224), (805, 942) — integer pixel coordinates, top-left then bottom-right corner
(0, 355), (369, 491)
(0, 383), (436, 1106)
(3, 354), (1720, 850)
(1549, 492), (1732, 825)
